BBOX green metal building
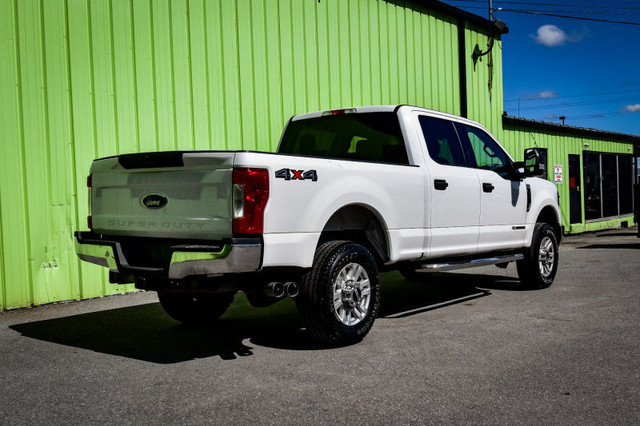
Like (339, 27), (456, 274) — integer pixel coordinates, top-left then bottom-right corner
(1, 0), (637, 310)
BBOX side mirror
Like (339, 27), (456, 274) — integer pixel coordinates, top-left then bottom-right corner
(522, 148), (543, 177)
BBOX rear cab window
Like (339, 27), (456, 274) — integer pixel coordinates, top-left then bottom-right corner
(278, 112), (410, 165)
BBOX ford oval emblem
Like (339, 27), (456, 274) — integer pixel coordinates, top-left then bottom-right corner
(141, 193), (168, 209)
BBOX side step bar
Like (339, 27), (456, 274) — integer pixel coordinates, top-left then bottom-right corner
(417, 254), (524, 272)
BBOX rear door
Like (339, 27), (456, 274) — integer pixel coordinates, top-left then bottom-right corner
(455, 124), (527, 252)
(416, 114), (480, 258)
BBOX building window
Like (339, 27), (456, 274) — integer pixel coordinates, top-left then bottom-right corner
(536, 148), (548, 180)
(583, 152), (634, 220)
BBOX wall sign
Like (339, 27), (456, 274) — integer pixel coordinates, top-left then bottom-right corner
(554, 164), (563, 184)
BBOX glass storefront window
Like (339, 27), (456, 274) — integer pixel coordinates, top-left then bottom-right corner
(583, 152), (634, 220)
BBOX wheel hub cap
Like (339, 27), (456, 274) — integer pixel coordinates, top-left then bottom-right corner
(333, 263), (371, 326)
(538, 236), (555, 278)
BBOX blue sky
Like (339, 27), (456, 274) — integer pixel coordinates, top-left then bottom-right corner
(449, 1), (640, 136)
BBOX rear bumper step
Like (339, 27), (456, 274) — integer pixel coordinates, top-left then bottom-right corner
(74, 232), (262, 280)
(416, 254), (524, 272)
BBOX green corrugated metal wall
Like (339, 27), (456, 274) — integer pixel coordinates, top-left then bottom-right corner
(465, 23), (503, 135)
(0, 0), (481, 310)
(500, 125), (635, 233)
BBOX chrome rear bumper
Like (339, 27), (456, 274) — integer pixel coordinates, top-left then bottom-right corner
(74, 232), (262, 280)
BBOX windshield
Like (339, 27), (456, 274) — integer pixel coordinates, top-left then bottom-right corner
(278, 112), (409, 165)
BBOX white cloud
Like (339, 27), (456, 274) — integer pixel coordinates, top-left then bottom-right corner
(534, 25), (567, 46)
(538, 90), (559, 99)
(523, 90), (560, 100)
(544, 114), (559, 121)
(623, 104), (640, 112)
(533, 25), (588, 47)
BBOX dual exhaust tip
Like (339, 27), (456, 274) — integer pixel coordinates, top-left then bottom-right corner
(265, 281), (299, 299)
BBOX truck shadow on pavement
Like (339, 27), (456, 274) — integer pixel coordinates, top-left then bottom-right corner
(9, 271), (521, 363)
(577, 243), (640, 250)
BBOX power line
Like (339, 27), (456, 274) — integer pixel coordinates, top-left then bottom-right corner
(496, 8), (640, 19)
(505, 89), (640, 103)
(564, 111), (640, 120)
(446, 0), (640, 9)
(499, 9), (640, 16)
(463, 7), (640, 25)
(515, 96), (640, 112)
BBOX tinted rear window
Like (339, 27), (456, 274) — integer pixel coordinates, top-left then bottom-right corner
(278, 112), (409, 165)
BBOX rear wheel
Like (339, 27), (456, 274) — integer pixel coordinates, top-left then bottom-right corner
(297, 241), (381, 346)
(517, 223), (559, 289)
(158, 291), (235, 325)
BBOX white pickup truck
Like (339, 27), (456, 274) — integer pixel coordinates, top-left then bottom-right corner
(75, 105), (561, 345)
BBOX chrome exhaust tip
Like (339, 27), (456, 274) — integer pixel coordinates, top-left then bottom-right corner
(265, 282), (285, 298)
(285, 282), (299, 298)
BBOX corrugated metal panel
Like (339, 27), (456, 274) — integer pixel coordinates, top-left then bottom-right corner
(501, 124), (634, 233)
(464, 23), (504, 136)
(0, 0), (466, 310)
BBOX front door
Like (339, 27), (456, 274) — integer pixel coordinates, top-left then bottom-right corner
(455, 123), (528, 252)
(569, 154), (582, 224)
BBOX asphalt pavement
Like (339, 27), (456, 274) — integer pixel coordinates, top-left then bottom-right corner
(1, 228), (639, 424)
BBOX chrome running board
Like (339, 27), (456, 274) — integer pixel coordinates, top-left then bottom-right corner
(417, 254), (524, 272)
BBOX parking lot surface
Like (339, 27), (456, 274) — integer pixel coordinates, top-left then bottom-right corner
(1, 228), (639, 424)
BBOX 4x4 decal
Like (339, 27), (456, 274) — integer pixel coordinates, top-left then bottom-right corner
(275, 168), (318, 182)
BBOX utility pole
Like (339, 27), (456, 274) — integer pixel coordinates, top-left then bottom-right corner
(489, 0), (493, 21)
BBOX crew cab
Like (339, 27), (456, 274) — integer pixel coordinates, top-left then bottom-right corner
(75, 105), (562, 345)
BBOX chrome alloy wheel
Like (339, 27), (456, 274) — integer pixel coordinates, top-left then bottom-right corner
(538, 236), (555, 279)
(333, 262), (371, 326)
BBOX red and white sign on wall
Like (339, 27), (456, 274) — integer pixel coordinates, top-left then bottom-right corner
(554, 164), (563, 184)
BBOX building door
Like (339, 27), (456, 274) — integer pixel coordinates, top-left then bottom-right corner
(569, 155), (582, 224)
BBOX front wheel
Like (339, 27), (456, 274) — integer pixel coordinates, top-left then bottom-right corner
(297, 241), (381, 346)
(158, 291), (235, 325)
(517, 223), (559, 289)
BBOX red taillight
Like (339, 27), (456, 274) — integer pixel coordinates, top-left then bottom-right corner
(87, 174), (92, 188)
(87, 215), (93, 230)
(232, 168), (269, 235)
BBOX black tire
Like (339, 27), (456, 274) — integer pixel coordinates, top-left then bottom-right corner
(517, 223), (559, 289)
(157, 291), (235, 325)
(297, 241), (381, 346)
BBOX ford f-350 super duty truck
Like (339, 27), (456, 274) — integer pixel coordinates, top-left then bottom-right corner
(75, 105), (561, 345)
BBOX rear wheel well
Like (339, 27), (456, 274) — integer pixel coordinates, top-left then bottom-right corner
(537, 206), (562, 241)
(318, 205), (389, 265)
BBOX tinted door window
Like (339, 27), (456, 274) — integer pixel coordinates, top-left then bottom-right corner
(619, 156), (633, 215)
(458, 124), (509, 176)
(584, 153), (602, 220)
(418, 116), (466, 167)
(602, 154), (619, 218)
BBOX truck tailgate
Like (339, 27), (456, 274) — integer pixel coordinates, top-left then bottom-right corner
(90, 151), (234, 240)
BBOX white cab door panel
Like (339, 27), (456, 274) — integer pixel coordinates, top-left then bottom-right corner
(476, 169), (527, 251)
(429, 167), (481, 257)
